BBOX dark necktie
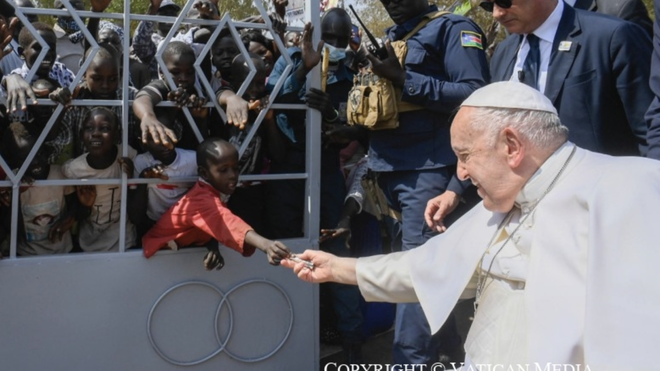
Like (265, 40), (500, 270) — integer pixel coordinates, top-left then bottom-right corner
(521, 34), (540, 90)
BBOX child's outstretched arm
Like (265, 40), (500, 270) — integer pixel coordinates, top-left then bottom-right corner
(133, 95), (178, 149)
(244, 231), (291, 265)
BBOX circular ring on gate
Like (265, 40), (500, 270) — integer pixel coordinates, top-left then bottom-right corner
(216, 279), (294, 362)
(147, 279), (293, 366)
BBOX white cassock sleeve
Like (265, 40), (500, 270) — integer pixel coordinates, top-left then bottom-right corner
(581, 159), (660, 369)
(355, 203), (506, 334)
(356, 251), (419, 303)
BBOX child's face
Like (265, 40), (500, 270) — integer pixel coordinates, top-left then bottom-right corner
(211, 36), (239, 76)
(163, 53), (196, 91)
(245, 64), (267, 101)
(248, 41), (274, 75)
(81, 112), (118, 157)
(85, 58), (119, 99)
(22, 30), (57, 77)
(200, 145), (239, 195)
(145, 134), (176, 164)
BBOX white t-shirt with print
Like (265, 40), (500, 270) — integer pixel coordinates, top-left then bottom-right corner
(62, 145), (137, 252)
(18, 165), (75, 256)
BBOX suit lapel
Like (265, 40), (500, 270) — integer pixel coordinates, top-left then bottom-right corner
(492, 35), (522, 82)
(545, 6), (581, 104)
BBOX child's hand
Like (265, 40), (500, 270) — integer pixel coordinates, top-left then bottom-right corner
(118, 157), (134, 176)
(49, 86), (79, 108)
(262, 240), (291, 266)
(48, 216), (74, 242)
(193, 0), (220, 20)
(189, 94), (209, 118)
(319, 227), (351, 249)
(203, 242), (225, 270)
(5, 74), (37, 114)
(76, 185), (97, 208)
(140, 164), (169, 180)
(189, 94), (207, 109)
(225, 94), (249, 130)
(268, 12), (287, 35)
(140, 115), (178, 150)
(167, 85), (191, 108)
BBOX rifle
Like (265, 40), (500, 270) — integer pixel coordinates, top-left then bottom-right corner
(348, 5), (388, 60)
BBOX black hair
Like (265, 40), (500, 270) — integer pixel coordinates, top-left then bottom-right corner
(81, 107), (119, 134)
(196, 137), (236, 168)
(229, 52), (264, 87)
(241, 29), (273, 53)
(83, 42), (120, 69)
(214, 27), (250, 50)
(162, 40), (195, 62)
(18, 22), (54, 49)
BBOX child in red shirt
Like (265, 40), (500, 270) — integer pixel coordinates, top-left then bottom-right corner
(142, 138), (291, 269)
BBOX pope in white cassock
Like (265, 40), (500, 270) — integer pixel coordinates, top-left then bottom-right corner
(282, 81), (660, 370)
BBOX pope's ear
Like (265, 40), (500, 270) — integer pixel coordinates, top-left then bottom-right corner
(502, 127), (524, 166)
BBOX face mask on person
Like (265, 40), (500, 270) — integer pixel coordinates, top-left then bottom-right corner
(57, 18), (81, 33)
(324, 44), (346, 63)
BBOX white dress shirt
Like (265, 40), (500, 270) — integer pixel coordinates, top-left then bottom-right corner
(510, 0), (563, 93)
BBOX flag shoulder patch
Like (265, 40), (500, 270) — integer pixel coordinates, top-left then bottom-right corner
(460, 31), (483, 50)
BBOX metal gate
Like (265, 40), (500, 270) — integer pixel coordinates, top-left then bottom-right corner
(0, 0), (321, 369)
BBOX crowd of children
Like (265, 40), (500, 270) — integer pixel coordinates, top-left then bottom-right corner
(0, 0), (316, 268)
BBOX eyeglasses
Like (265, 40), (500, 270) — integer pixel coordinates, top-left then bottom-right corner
(479, 0), (512, 12)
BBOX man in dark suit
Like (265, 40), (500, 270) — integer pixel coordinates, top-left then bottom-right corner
(487, 0), (651, 157)
(573, 0), (652, 36)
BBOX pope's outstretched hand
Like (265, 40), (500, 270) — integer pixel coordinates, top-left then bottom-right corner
(280, 250), (334, 283)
